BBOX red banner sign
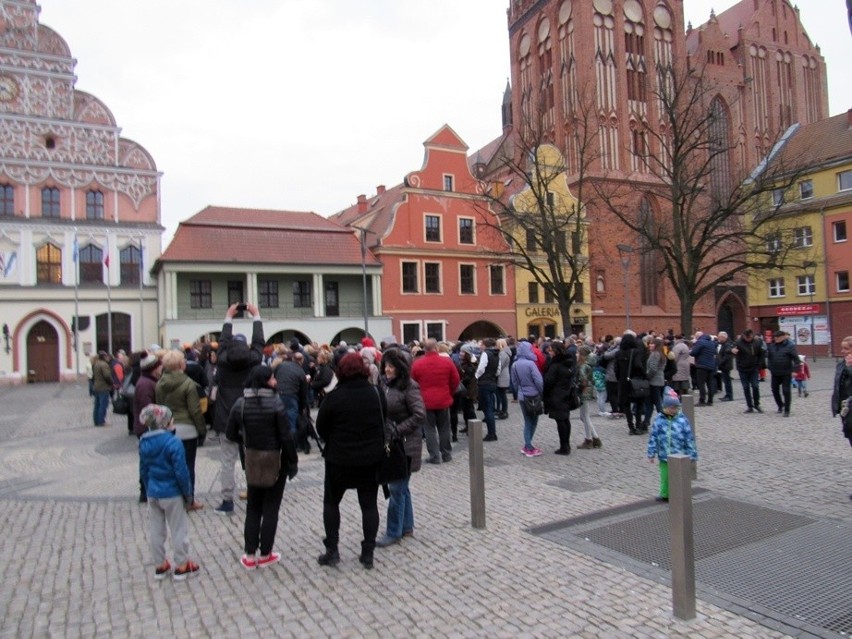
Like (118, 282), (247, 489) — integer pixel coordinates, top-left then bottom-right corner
(776, 304), (820, 316)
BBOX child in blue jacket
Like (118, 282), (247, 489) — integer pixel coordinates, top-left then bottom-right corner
(647, 387), (698, 502)
(139, 404), (200, 581)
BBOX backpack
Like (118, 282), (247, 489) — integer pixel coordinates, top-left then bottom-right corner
(110, 360), (124, 389)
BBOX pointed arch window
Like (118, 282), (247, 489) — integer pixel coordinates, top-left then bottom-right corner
(638, 198), (659, 306)
(79, 244), (104, 284)
(120, 244), (142, 285)
(36, 242), (62, 284)
(708, 97), (733, 203)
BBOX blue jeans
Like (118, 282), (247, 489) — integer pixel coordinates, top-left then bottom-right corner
(385, 472), (414, 538)
(520, 401), (539, 449)
(93, 390), (110, 426)
(739, 369), (760, 409)
(478, 384), (497, 437)
(279, 394), (299, 435)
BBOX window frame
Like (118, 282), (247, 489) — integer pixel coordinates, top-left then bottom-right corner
(458, 217), (474, 245)
(833, 220), (847, 243)
(443, 175), (454, 192)
(41, 187), (60, 218)
(796, 274), (815, 296)
(793, 226), (813, 248)
(799, 179), (814, 200)
(836, 270), (850, 293)
(838, 169), (852, 192)
(401, 261), (419, 294)
(401, 321), (420, 345)
(459, 263), (475, 295)
(119, 244), (141, 285)
(86, 190), (104, 220)
(528, 281), (539, 304)
(766, 232), (782, 253)
(768, 278), (785, 298)
(424, 214), (441, 243)
(771, 188), (785, 206)
(292, 280), (312, 308)
(425, 321), (445, 341)
(259, 279), (279, 308)
(424, 262), (441, 294)
(36, 242), (62, 284)
(489, 264), (505, 295)
(189, 279), (212, 309)
(78, 243), (104, 284)
(0, 184), (14, 216)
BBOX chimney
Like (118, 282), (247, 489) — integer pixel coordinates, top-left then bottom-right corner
(376, 185), (385, 195)
(357, 194), (367, 214)
(848, 108), (852, 129)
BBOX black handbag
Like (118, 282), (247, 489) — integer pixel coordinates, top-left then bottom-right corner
(627, 351), (650, 399)
(521, 394), (544, 415)
(374, 387), (408, 485)
(111, 393), (130, 415)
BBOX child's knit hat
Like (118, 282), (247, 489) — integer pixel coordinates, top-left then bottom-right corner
(140, 404), (173, 431)
(662, 386), (681, 409)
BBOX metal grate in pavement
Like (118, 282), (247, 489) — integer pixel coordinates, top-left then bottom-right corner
(581, 496), (814, 570)
(529, 495), (851, 638)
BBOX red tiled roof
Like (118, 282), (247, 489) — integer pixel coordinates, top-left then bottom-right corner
(330, 184), (407, 247)
(159, 206), (380, 266)
(779, 111), (852, 169)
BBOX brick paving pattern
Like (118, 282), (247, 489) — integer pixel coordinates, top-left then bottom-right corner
(0, 360), (848, 638)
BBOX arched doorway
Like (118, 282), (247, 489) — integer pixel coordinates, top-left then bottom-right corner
(267, 329), (312, 346)
(330, 328), (367, 346)
(27, 320), (59, 382)
(457, 321), (504, 342)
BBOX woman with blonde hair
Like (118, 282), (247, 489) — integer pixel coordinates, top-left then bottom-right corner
(155, 349), (206, 511)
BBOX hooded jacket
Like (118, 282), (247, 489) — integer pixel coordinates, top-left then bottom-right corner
(542, 347), (576, 419)
(511, 341), (544, 402)
(139, 429), (192, 500)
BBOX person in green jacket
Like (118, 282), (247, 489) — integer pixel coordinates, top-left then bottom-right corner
(156, 349), (206, 511)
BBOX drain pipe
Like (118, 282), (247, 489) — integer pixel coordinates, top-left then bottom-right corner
(669, 454), (697, 620)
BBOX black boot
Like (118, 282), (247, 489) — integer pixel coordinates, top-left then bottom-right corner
(359, 540), (375, 570)
(317, 540), (339, 567)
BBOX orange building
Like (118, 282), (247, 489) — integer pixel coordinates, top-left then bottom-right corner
(332, 125), (516, 343)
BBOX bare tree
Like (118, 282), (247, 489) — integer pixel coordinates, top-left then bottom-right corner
(475, 93), (601, 338)
(594, 61), (810, 335)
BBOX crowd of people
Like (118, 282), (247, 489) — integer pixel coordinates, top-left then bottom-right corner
(87, 309), (852, 579)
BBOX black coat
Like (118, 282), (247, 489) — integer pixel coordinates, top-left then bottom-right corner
(766, 339), (800, 376)
(226, 389), (298, 477)
(733, 336), (766, 372)
(212, 320), (264, 433)
(316, 378), (385, 468)
(543, 352), (577, 419)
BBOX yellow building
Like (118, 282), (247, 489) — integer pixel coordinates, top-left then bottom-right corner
(747, 111), (852, 356)
(507, 144), (591, 339)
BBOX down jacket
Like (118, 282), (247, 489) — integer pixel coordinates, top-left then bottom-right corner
(542, 349), (576, 420)
(226, 388), (298, 479)
(647, 410), (698, 463)
(139, 430), (192, 500)
(411, 352), (460, 410)
(316, 378), (385, 468)
(384, 377), (427, 474)
(155, 369), (206, 438)
(766, 338), (800, 376)
(513, 341), (545, 402)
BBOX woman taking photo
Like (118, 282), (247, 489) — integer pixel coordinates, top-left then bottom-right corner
(226, 365), (298, 569)
(376, 348), (426, 547)
(155, 349), (206, 511)
(316, 352), (386, 569)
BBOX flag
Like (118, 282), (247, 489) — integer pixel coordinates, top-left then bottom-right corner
(104, 254), (110, 268)
(72, 237), (79, 263)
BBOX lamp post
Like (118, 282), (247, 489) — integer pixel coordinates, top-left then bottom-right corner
(359, 226), (370, 337)
(616, 244), (634, 330)
(803, 260), (817, 361)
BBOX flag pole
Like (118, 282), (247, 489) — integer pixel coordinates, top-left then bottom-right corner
(138, 235), (145, 349)
(106, 235), (113, 354)
(73, 230), (80, 377)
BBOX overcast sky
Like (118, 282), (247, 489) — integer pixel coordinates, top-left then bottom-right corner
(38, 1), (852, 245)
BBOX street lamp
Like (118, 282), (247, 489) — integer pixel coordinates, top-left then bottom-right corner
(616, 244), (634, 330)
(358, 226), (370, 337)
(803, 260), (817, 361)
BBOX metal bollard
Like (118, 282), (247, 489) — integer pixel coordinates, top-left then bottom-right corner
(468, 419), (486, 529)
(668, 454), (696, 620)
(680, 393), (698, 480)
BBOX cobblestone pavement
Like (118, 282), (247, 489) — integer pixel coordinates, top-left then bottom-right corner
(0, 360), (848, 638)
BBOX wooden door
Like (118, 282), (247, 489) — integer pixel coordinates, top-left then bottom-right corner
(26, 320), (59, 382)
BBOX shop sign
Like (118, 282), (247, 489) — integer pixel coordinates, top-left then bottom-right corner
(775, 304), (820, 316)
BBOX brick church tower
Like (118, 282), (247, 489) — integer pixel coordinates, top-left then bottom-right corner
(501, 0), (828, 337)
